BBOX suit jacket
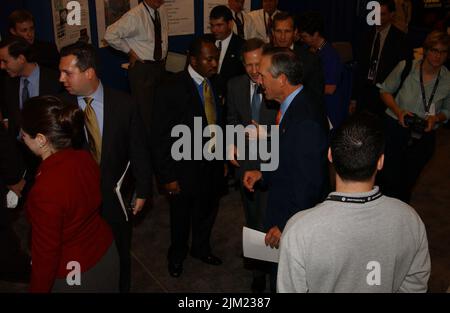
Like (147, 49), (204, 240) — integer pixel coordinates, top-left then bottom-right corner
(214, 34), (246, 103)
(353, 25), (411, 100)
(226, 74), (278, 174)
(59, 86), (152, 223)
(293, 43), (325, 105)
(32, 40), (60, 70)
(1, 66), (61, 137)
(263, 88), (329, 231)
(26, 149), (113, 292)
(152, 70), (223, 195)
(0, 125), (24, 213)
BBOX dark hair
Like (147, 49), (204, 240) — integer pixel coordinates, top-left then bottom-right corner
(379, 0), (396, 12)
(423, 30), (450, 52)
(0, 36), (34, 62)
(241, 38), (265, 57)
(331, 113), (385, 182)
(60, 41), (99, 74)
(210, 5), (233, 22)
(8, 10), (34, 30)
(21, 96), (85, 150)
(272, 11), (295, 30)
(188, 34), (216, 59)
(262, 47), (303, 85)
(297, 11), (324, 37)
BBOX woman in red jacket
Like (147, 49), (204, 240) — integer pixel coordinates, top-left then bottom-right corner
(21, 96), (118, 292)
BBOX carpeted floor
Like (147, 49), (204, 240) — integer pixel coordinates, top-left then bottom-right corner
(0, 128), (448, 293)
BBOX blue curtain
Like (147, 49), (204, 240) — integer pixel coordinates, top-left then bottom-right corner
(279, 0), (360, 42)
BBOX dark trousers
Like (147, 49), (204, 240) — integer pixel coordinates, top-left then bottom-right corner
(128, 61), (165, 136)
(239, 182), (267, 232)
(0, 210), (30, 283)
(107, 219), (132, 293)
(380, 115), (436, 203)
(357, 82), (386, 117)
(52, 243), (120, 293)
(239, 178), (271, 280)
(167, 164), (222, 264)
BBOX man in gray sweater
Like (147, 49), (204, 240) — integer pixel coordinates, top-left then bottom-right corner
(277, 113), (430, 293)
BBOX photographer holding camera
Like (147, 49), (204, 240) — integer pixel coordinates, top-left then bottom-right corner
(379, 31), (449, 203)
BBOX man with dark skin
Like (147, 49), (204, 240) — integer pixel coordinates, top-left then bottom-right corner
(152, 36), (224, 278)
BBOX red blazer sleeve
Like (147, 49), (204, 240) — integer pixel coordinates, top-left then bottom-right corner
(28, 195), (64, 293)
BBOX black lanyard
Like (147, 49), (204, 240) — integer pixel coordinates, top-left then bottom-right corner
(326, 190), (382, 204)
(264, 11), (270, 36)
(419, 61), (441, 114)
(143, 2), (158, 25)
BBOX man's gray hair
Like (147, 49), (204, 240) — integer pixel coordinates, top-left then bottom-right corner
(262, 47), (303, 85)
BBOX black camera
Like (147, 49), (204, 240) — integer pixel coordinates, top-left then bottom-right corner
(404, 114), (428, 134)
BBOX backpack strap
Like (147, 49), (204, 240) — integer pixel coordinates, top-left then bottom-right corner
(393, 59), (413, 97)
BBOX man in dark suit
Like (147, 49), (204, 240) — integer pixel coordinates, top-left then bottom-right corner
(351, 0), (411, 116)
(271, 12), (325, 105)
(0, 36), (61, 138)
(0, 124), (24, 226)
(210, 5), (247, 190)
(0, 124), (30, 283)
(210, 5), (246, 105)
(243, 47), (329, 292)
(227, 38), (277, 292)
(0, 36), (61, 197)
(58, 42), (151, 292)
(152, 35), (224, 278)
(8, 10), (60, 70)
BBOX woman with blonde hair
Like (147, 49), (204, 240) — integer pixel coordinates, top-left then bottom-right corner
(379, 31), (449, 202)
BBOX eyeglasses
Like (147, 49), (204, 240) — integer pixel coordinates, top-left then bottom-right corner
(429, 48), (448, 56)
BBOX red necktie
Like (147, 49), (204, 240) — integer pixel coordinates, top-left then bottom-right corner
(276, 110), (282, 125)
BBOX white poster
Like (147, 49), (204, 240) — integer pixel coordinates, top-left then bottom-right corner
(203, 0), (251, 33)
(95, 0), (139, 48)
(165, 0), (195, 36)
(51, 0), (92, 50)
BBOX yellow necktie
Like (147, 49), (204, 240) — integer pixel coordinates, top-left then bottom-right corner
(202, 80), (216, 125)
(83, 97), (102, 164)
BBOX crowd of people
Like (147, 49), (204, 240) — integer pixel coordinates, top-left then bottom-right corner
(0, 0), (449, 293)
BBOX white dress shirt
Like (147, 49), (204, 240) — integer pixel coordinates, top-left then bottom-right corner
(249, 9), (280, 43)
(104, 2), (168, 61)
(370, 24), (391, 76)
(77, 82), (105, 137)
(19, 64), (40, 109)
(216, 32), (233, 73)
(229, 9), (256, 40)
(371, 24), (391, 63)
(250, 81), (262, 106)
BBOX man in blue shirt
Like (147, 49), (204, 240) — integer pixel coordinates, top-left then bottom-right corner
(0, 36), (60, 200)
(0, 36), (60, 138)
(243, 47), (329, 292)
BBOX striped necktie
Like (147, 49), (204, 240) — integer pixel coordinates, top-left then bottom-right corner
(83, 97), (102, 163)
(21, 79), (30, 110)
(203, 80), (216, 125)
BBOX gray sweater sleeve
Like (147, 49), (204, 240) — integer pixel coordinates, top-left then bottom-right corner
(398, 223), (431, 293)
(277, 227), (308, 293)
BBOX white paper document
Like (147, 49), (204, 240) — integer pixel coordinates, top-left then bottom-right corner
(242, 227), (279, 263)
(115, 161), (135, 222)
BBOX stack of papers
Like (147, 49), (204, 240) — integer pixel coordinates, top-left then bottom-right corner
(115, 162), (136, 222)
(242, 227), (280, 263)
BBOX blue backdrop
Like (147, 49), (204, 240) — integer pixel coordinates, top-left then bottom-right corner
(0, 0), (361, 91)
